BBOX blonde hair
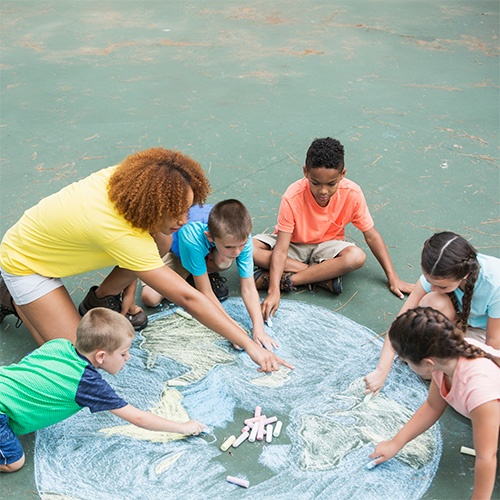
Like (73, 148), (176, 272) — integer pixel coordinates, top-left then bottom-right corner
(75, 308), (134, 354)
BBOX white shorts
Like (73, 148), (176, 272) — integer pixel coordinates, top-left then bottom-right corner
(0, 268), (64, 306)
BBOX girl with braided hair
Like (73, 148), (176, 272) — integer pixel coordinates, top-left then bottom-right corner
(365, 231), (500, 395)
(370, 307), (499, 499)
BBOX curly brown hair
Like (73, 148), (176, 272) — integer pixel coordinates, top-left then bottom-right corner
(108, 148), (212, 233)
(389, 306), (500, 367)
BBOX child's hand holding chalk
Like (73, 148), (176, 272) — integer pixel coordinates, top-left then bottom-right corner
(369, 440), (400, 468)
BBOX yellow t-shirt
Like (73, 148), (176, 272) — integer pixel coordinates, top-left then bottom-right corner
(0, 166), (164, 277)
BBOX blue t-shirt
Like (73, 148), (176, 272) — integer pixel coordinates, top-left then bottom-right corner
(420, 253), (500, 329)
(171, 204), (213, 257)
(175, 221), (254, 279)
(0, 339), (127, 435)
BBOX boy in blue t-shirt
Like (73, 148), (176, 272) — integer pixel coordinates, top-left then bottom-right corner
(0, 308), (206, 473)
(141, 200), (278, 350)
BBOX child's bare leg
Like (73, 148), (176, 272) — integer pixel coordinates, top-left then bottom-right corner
(291, 246), (366, 287)
(141, 284), (164, 307)
(0, 454), (25, 473)
(16, 287), (81, 345)
(419, 292), (457, 322)
(253, 239), (308, 273)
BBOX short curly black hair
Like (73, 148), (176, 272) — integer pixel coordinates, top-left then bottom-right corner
(305, 137), (344, 171)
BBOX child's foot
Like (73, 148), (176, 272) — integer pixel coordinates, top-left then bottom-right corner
(310, 276), (343, 295)
(208, 272), (229, 302)
(254, 268), (270, 290)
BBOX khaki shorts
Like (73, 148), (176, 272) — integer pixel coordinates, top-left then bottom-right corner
(253, 234), (355, 264)
(140, 251), (190, 288)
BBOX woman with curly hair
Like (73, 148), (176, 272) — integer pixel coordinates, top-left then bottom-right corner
(365, 231), (500, 395)
(370, 307), (499, 499)
(0, 148), (292, 373)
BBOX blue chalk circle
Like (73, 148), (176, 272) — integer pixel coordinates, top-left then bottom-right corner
(34, 299), (441, 499)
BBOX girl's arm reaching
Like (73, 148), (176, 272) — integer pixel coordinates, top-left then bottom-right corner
(364, 280), (428, 395)
(110, 404), (207, 435)
(470, 400), (499, 500)
(369, 380), (447, 465)
(485, 316), (500, 350)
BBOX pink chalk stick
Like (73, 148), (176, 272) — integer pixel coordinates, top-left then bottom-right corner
(262, 416), (277, 426)
(254, 405), (262, 418)
(241, 425), (250, 433)
(248, 417), (263, 443)
(244, 415), (267, 426)
(227, 476), (249, 488)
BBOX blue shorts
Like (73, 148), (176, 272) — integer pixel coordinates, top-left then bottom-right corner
(0, 414), (24, 465)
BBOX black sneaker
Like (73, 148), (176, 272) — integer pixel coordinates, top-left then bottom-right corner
(209, 272), (229, 302)
(0, 277), (22, 327)
(78, 285), (148, 330)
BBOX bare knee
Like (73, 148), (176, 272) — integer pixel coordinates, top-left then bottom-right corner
(0, 454), (25, 473)
(340, 246), (366, 271)
(141, 286), (163, 308)
(419, 292), (456, 321)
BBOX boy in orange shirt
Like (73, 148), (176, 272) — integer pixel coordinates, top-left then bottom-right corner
(253, 137), (413, 321)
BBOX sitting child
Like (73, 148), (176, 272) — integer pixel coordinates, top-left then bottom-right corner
(253, 137), (413, 321)
(364, 231), (500, 395)
(0, 308), (206, 472)
(141, 200), (278, 350)
(370, 307), (499, 499)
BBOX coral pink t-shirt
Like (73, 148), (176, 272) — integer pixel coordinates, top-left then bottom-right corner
(432, 339), (500, 420)
(276, 177), (374, 244)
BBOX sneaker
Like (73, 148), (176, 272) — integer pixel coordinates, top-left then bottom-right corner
(0, 277), (22, 326)
(78, 285), (148, 330)
(254, 269), (297, 292)
(310, 276), (343, 295)
(209, 272), (229, 302)
(254, 268), (270, 290)
(279, 272), (297, 292)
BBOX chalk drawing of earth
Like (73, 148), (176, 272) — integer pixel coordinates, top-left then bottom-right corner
(35, 299), (441, 499)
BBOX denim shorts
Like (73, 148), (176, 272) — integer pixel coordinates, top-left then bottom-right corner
(0, 414), (24, 465)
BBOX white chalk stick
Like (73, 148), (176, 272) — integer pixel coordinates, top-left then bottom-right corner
(366, 459), (379, 470)
(248, 419), (260, 442)
(266, 316), (273, 328)
(254, 405), (262, 418)
(175, 308), (193, 320)
(460, 446), (476, 457)
(265, 424), (273, 443)
(232, 431), (249, 448)
(220, 435), (236, 451)
(226, 475), (249, 488)
(256, 419), (265, 441)
(272, 420), (283, 438)
(363, 392), (374, 405)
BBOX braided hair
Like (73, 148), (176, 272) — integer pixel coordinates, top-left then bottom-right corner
(421, 232), (479, 333)
(389, 307), (500, 367)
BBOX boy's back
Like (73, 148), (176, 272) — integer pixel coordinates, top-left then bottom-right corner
(0, 338), (126, 435)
